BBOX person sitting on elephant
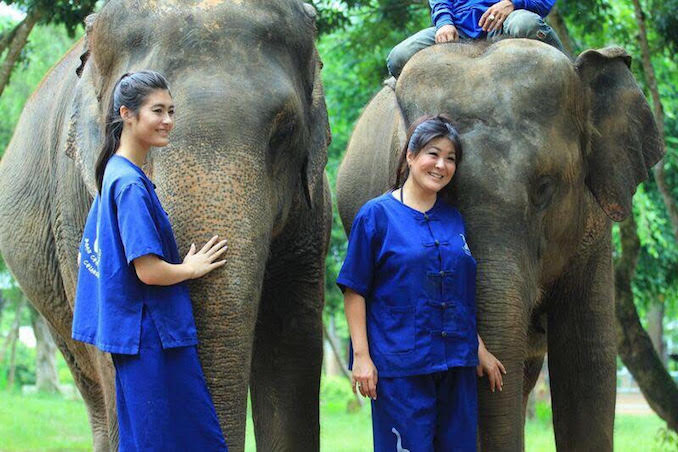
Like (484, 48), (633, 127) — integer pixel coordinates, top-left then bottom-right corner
(387, 0), (566, 77)
(72, 70), (229, 451)
(337, 115), (505, 452)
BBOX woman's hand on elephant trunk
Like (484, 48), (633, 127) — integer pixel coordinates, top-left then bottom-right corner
(133, 235), (228, 286)
(351, 353), (378, 400)
(477, 335), (506, 392)
(183, 235), (228, 279)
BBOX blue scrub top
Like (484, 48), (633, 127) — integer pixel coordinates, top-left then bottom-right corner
(337, 192), (479, 378)
(72, 155), (198, 354)
(429, 0), (555, 38)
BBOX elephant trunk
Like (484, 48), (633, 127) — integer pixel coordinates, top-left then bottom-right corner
(473, 245), (537, 451)
(152, 149), (276, 451)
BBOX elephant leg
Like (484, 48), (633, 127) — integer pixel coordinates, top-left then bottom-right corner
(547, 244), (616, 451)
(251, 269), (324, 451)
(250, 199), (328, 451)
(52, 333), (117, 451)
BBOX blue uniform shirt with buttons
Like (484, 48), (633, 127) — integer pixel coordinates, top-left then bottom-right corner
(72, 155), (198, 354)
(337, 192), (479, 378)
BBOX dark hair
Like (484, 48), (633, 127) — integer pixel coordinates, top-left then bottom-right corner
(392, 114), (463, 190)
(95, 70), (171, 193)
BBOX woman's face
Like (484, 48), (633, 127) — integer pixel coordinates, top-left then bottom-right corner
(124, 89), (174, 149)
(406, 136), (457, 195)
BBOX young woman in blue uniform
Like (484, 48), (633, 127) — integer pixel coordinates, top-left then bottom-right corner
(73, 71), (228, 451)
(338, 115), (505, 451)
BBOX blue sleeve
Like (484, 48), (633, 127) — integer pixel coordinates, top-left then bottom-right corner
(336, 211), (377, 298)
(116, 183), (166, 264)
(429, 0), (455, 29)
(511, 0), (555, 17)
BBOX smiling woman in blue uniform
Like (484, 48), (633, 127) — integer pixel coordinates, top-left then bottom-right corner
(338, 115), (505, 451)
(72, 71), (228, 451)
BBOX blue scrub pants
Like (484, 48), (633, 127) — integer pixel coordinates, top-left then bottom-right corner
(371, 367), (478, 452)
(112, 308), (228, 452)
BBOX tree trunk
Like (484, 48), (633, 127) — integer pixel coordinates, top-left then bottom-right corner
(647, 302), (666, 365)
(0, 21), (20, 55)
(615, 216), (678, 432)
(29, 305), (60, 393)
(547, 5), (578, 57)
(630, 0), (678, 243)
(322, 319), (364, 407)
(0, 296), (24, 365)
(323, 316), (342, 376)
(5, 296), (26, 390)
(0, 291), (5, 326)
(0, 8), (41, 98)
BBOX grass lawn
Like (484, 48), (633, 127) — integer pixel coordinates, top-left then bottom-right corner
(0, 392), (92, 451)
(0, 378), (674, 451)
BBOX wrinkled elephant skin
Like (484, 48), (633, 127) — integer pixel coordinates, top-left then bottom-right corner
(0, 1), (331, 451)
(337, 40), (662, 451)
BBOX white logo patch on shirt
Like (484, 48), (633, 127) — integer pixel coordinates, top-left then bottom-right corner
(83, 236), (100, 279)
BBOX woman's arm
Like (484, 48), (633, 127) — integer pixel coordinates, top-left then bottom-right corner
(344, 288), (378, 399)
(477, 334), (506, 392)
(133, 235), (227, 286)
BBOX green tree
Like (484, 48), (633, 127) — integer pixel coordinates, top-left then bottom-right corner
(0, 0), (96, 97)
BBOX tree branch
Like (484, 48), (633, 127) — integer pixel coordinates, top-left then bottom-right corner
(0, 8), (42, 98)
(0, 21), (21, 56)
(547, 5), (578, 57)
(630, 0), (678, 243)
(615, 216), (678, 432)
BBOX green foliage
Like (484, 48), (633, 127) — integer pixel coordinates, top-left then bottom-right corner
(633, 183), (678, 316)
(3, 0), (96, 36)
(0, 22), (83, 154)
(546, 0), (678, 362)
(651, 0), (678, 52)
(558, 0), (613, 33)
(312, 0), (429, 36)
(655, 425), (678, 450)
(0, 340), (36, 390)
(319, 3), (430, 323)
(534, 400), (553, 423)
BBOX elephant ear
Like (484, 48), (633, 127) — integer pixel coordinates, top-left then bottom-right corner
(301, 50), (330, 209)
(65, 14), (105, 197)
(575, 47), (664, 221)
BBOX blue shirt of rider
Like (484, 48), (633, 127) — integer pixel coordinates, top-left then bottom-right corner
(429, 0), (555, 38)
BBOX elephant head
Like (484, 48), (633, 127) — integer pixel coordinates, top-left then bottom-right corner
(389, 40), (662, 449)
(65, 0), (330, 449)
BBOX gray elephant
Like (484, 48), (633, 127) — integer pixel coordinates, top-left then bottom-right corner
(337, 40), (662, 450)
(0, 1), (331, 451)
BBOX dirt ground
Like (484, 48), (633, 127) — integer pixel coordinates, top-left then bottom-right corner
(616, 392), (654, 415)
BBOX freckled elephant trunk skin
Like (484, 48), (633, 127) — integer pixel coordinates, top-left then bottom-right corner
(151, 153), (275, 451)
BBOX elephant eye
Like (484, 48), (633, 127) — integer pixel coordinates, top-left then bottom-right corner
(531, 175), (555, 211)
(269, 119), (297, 152)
